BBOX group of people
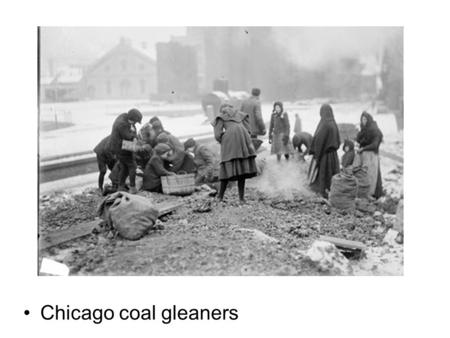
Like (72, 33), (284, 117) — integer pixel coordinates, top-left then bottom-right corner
(237, 88), (384, 200)
(307, 104), (384, 199)
(94, 87), (384, 203)
(94, 109), (219, 195)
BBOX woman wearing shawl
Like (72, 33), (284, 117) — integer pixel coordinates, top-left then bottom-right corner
(212, 103), (257, 203)
(309, 104), (341, 197)
(269, 101), (294, 161)
(355, 111), (383, 198)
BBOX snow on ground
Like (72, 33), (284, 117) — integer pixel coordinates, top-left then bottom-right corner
(39, 100), (399, 159)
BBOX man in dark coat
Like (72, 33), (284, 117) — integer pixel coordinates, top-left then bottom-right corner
(240, 88), (266, 151)
(309, 104), (341, 198)
(93, 135), (116, 192)
(109, 108), (142, 194)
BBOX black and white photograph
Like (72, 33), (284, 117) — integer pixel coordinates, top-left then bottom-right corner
(38, 26), (403, 276)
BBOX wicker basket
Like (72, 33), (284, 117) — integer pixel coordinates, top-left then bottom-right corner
(161, 172), (196, 196)
(122, 140), (138, 152)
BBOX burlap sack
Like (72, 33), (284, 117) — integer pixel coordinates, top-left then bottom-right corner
(98, 192), (159, 240)
(329, 171), (358, 210)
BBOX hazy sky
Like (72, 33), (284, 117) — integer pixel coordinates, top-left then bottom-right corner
(40, 27), (187, 63)
(40, 26), (401, 73)
(272, 27), (401, 69)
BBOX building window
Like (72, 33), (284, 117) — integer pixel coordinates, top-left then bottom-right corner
(140, 79), (146, 94)
(106, 81), (111, 95)
(121, 59), (127, 71)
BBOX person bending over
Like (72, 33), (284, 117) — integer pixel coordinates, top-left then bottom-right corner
(292, 131), (313, 161)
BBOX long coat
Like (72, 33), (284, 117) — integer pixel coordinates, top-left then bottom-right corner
(269, 112), (293, 155)
(240, 96), (266, 136)
(269, 112), (290, 137)
(212, 109), (256, 163)
(109, 113), (137, 155)
(310, 105), (341, 196)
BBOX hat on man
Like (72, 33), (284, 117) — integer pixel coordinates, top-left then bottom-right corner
(127, 108), (142, 123)
(251, 88), (261, 96)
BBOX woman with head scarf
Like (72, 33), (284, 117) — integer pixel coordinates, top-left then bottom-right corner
(309, 104), (341, 197)
(355, 111), (384, 198)
(212, 103), (257, 203)
(269, 101), (294, 162)
(142, 143), (175, 193)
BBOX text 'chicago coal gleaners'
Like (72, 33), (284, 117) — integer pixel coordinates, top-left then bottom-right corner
(40, 304), (239, 325)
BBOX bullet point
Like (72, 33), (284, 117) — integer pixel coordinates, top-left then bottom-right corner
(24, 310), (30, 315)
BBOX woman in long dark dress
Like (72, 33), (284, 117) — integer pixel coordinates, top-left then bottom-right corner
(212, 103), (257, 203)
(355, 111), (383, 198)
(309, 104), (341, 197)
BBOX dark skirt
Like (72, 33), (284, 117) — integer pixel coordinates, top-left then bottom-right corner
(310, 151), (340, 196)
(219, 157), (257, 181)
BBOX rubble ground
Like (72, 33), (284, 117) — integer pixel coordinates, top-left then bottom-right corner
(39, 150), (403, 276)
(39, 133), (403, 276)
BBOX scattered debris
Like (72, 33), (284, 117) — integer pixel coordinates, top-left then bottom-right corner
(38, 132), (403, 276)
(194, 200), (212, 213)
(305, 240), (353, 275)
(319, 235), (366, 260)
